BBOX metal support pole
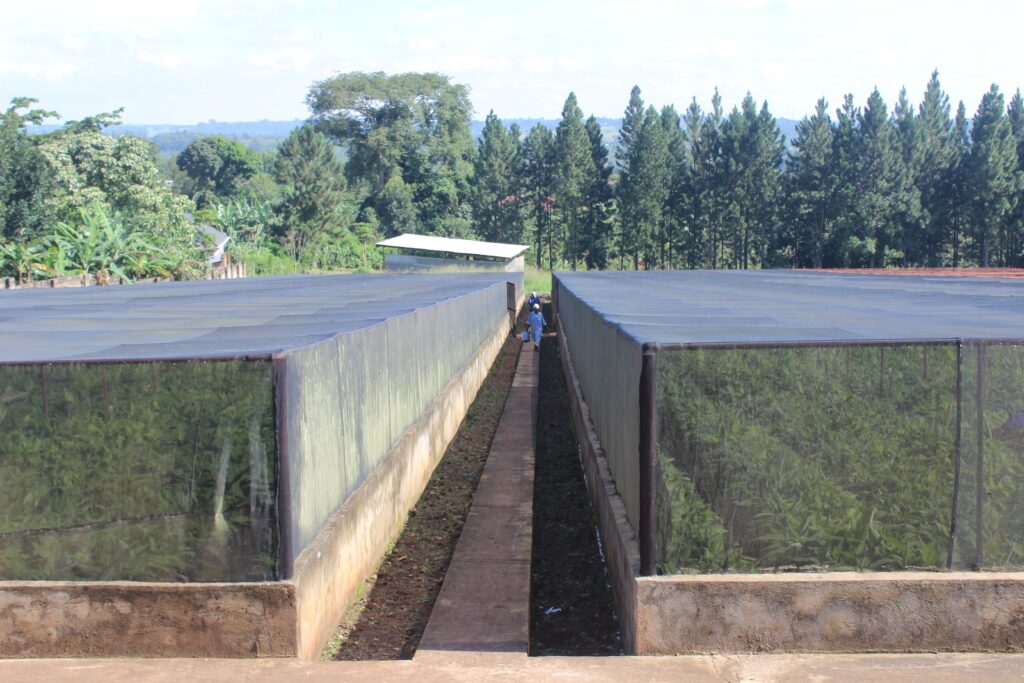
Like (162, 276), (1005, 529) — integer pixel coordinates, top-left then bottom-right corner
(947, 342), (962, 569)
(272, 353), (294, 580)
(639, 344), (658, 576)
(975, 344), (985, 568)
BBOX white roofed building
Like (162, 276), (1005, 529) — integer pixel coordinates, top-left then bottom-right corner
(376, 233), (529, 273)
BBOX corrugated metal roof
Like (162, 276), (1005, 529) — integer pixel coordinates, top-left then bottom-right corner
(376, 233), (529, 260)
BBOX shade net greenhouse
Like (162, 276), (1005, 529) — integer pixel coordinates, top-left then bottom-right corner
(0, 272), (520, 583)
(553, 270), (1024, 576)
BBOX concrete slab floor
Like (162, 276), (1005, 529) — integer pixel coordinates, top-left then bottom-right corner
(3, 652), (1024, 682)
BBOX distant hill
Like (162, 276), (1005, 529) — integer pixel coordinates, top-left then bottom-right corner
(29, 116), (801, 157)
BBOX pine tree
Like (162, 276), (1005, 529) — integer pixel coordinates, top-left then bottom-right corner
(660, 104), (687, 268)
(787, 98), (836, 267)
(966, 84), (1020, 267)
(472, 111), (521, 243)
(916, 71), (956, 266)
(582, 115), (614, 269)
(553, 93), (596, 270)
(630, 106), (671, 269)
(947, 102), (971, 267)
(854, 89), (904, 267)
(1005, 89), (1024, 265)
(521, 124), (555, 268)
(273, 124), (348, 260)
(617, 85), (645, 171)
(615, 86), (645, 268)
(892, 87), (924, 265)
(830, 94), (860, 266)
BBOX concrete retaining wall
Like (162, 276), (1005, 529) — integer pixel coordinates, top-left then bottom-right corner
(290, 314), (511, 658)
(556, 309), (1024, 655)
(0, 582), (296, 657)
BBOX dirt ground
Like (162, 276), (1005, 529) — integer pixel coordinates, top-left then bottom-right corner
(529, 315), (622, 656)
(326, 327), (522, 661)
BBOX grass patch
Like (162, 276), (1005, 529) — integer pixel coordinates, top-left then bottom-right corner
(524, 266), (552, 295)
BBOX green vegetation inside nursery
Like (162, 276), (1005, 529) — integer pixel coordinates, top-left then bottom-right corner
(656, 343), (1024, 574)
(0, 360), (278, 582)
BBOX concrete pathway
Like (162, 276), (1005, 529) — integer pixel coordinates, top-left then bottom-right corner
(416, 340), (538, 654)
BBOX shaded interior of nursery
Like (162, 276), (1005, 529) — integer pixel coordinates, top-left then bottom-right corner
(0, 272), (519, 582)
(553, 270), (1024, 575)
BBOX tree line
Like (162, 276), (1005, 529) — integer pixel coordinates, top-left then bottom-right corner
(4, 70), (1024, 282)
(470, 72), (1024, 271)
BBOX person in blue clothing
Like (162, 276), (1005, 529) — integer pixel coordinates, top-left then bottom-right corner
(527, 291), (541, 309)
(527, 302), (546, 351)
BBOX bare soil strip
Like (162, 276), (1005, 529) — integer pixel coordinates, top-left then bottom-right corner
(326, 327), (522, 661)
(530, 328), (622, 656)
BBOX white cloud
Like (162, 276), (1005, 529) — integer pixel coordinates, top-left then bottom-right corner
(137, 51), (187, 69)
(0, 59), (79, 81)
(248, 47), (315, 71)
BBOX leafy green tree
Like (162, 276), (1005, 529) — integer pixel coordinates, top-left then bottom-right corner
(553, 93), (595, 270)
(176, 136), (262, 204)
(965, 85), (1020, 266)
(0, 98), (58, 243)
(306, 71), (475, 237)
(787, 98), (836, 267)
(273, 124), (349, 261)
(37, 121), (192, 244)
(520, 124), (555, 268)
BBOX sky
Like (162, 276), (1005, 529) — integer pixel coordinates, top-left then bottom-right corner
(3, 0), (1023, 125)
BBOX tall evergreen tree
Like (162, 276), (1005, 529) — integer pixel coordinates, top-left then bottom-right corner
(615, 86), (645, 267)
(946, 101), (972, 267)
(273, 124), (348, 260)
(830, 94), (861, 266)
(853, 88), (905, 267)
(660, 105), (688, 268)
(787, 98), (836, 267)
(520, 124), (555, 268)
(472, 111), (521, 243)
(1005, 89), (1024, 264)
(630, 106), (671, 268)
(892, 87), (924, 265)
(553, 92), (595, 270)
(916, 71), (956, 266)
(582, 115), (614, 269)
(965, 84), (1020, 266)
